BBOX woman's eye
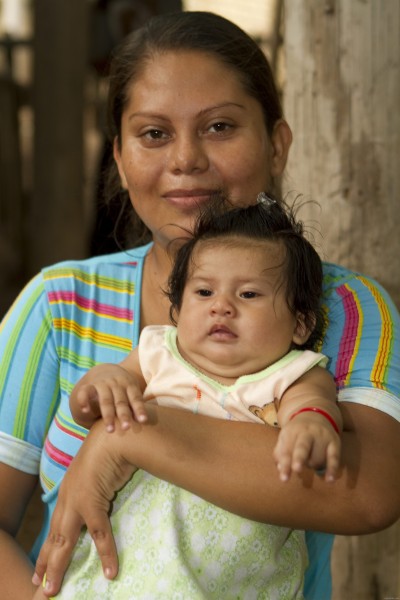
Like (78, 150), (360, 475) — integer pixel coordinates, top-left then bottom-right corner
(142, 129), (167, 141)
(208, 121), (232, 134)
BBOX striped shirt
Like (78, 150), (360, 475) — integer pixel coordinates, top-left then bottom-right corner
(1, 243), (399, 599)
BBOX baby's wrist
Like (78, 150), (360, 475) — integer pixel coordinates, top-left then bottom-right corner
(289, 407), (342, 434)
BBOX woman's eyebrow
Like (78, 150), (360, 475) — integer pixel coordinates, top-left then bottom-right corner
(128, 111), (168, 122)
(128, 102), (245, 122)
(197, 102), (245, 117)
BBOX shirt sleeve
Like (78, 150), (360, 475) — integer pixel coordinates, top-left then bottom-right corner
(0, 273), (60, 474)
(321, 265), (400, 401)
(337, 387), (400, 422)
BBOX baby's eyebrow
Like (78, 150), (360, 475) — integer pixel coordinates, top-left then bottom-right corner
(187, 276), (214, 284)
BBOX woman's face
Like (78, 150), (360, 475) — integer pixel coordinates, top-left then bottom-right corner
(114, 50), (291, 247)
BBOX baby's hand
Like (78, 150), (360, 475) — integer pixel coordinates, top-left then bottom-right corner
(273, 411), (341, 483)
(71, 365), (147, 432)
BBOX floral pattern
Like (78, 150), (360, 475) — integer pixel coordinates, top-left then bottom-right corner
(58, 471), (306, 599)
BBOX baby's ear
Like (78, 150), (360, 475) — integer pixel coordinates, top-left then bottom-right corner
(292, 312), (314, 346)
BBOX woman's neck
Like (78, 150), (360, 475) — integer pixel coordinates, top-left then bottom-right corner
(140, 244), (174, 329)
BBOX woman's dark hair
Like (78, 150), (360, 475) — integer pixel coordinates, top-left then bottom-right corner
(104, 11), (284, 247)
(167, 196), (324, 351)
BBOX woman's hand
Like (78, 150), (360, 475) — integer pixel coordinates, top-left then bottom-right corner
(32, 583), (48, 600)
(32, 421), (138, 597)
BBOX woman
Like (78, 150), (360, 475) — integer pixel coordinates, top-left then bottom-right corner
(0, 11), (399, 599)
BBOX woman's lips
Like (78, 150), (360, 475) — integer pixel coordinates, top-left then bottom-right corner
(163, 189), (215, 209)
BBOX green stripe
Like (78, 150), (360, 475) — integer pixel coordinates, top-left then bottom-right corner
(13, 311), (52, 438)
(58, 346), (97, 370)
(43, 379), (60, 442)
(0, 282), (43, 396)
(43, 268), (135, 293)
(60, 376), (75, 396)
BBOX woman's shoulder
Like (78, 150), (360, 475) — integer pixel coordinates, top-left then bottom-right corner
(321, 261), (394, 303)
(42, 244), (151, 276)
(40, 244), (151, 291)
(322, 261), (371, 285)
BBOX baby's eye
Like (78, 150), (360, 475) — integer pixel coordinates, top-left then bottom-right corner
(196, 289), (213, 297)
(240, 291), (258, 299)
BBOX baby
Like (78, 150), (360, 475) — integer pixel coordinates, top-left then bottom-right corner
(57, 195), (342, 599)
(72, 195), (342, 483)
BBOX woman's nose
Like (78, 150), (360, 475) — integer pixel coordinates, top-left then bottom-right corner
(169, 134), (209, 174)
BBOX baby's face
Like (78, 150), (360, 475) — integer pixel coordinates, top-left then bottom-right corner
(176, 239), (309, 383)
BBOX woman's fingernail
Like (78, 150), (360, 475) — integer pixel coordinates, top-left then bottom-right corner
(32, 572), (41, 585)
(104, 567), (112, 579)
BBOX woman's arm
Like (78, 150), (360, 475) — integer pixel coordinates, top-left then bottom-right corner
(0, 463), (40, 598)
(35, 397), (400, 596)
(117, 400), (400, 530)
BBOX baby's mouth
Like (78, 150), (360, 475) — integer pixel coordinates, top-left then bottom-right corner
(209, 324), (237, 339)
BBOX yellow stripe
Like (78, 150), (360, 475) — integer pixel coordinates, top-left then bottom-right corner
(44, 270), (135, 294)
(53, 318), (132, 351)
(360, 277), (391, 388)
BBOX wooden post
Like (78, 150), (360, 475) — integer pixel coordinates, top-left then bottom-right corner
(31, 0), (88, 273)
(283, 0), (400, 307)
(283, 1), (400, 598)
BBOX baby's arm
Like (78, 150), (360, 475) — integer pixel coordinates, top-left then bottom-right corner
(69, 349), (147, 432)
(273, 366), (342, 483)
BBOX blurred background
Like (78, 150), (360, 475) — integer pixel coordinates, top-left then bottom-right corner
(0, 1), (399, 598)
(0, 0), (284, 318)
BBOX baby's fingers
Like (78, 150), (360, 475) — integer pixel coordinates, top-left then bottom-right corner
(323, 439), (341, 483)
(274, 433), (313, 482)
(82, 382), (119, 432)
(126, 385), (148, 424)
(289, 435), (314, 476)
(108, 386), (136, 430)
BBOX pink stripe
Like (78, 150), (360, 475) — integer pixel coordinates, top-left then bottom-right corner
(54, 414), (86, 441)
(48, 291), (133, 320)
(335, 285), (359, 386)
(45, 437), (73, 468)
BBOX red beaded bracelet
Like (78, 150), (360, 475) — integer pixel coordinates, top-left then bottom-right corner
(289, 407), (341, 435)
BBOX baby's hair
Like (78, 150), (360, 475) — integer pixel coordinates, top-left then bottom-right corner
(167, 196), (324, 350)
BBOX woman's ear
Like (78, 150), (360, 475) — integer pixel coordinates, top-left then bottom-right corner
(270, 119), (293, 178)
(113, 137), (128, 189)
(292, 312), (314, 346)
